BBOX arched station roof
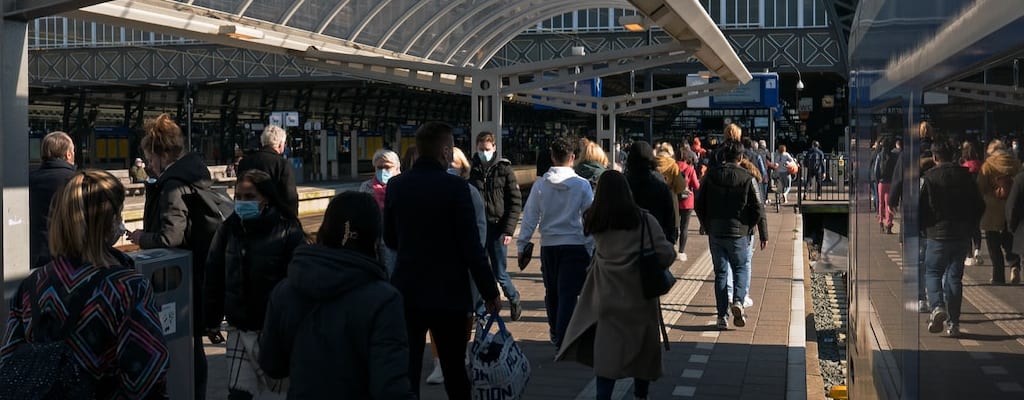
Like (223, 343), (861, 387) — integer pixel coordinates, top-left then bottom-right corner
(59, 0), (750, 85)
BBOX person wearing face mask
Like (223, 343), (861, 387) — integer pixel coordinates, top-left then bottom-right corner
(361, 149), (402, 276)
(468, 132), (524, 321)
(203, 169), (306, 400)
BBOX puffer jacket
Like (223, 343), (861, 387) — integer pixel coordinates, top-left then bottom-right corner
(920, 163), (984, 240)
(204, 207), (306, 331)
(978, 152), (1021, 231)
(259, 245), (415, 400)
(694, 163), (768, 241)
(469, 154), (523, 235)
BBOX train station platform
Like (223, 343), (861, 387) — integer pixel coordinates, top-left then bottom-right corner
(203, 209), (814, 399)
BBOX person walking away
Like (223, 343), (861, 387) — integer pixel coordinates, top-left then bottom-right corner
(774, 144), (798, 204)
(29, 131), (76, 269)
(557, 171), (676, 400)
(575, 141), (609, 189)
(694, 141), (769, 330)
(518, 136), (594, 350)
(625, 141), (679, 246)
(979, 148), (1022, 283)
(383, 122), (500, 400)
(803, 141), (826, 200)
(961, 140), (985, 266)
(655, 147), (686, 261)
(920, 139), (985, 338)
(237, 125), (300, 216)
(746, 139), (769, 203)
(675, 146), (701, 261)
(469, 132), (524, 321)
(2, 170), (169, 399)
(361, 149), (402, 275)
(259, 192), (415, 399)
(204, 170), (307, 400)
(876, 138), (899, 234)
(126, 113), (214, 400)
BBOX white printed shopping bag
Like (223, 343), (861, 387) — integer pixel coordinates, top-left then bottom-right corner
(468, 313), (531, 400)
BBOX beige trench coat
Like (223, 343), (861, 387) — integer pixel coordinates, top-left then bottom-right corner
(556, 212), (677, 380)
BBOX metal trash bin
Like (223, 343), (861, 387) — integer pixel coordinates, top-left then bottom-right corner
(130, 248), (194, 400)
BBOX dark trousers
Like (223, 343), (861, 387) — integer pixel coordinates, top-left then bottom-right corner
(597, 376), (649, 399)
(985, 230), (1021, 283)
(405, 309), (472, 400)
(539, 245), (590, 348)
(679, 208), (692, 253)
(195, 337), (207, 400)
(806, 172), (823, 197)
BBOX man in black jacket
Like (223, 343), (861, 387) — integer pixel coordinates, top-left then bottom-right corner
(237, 125), (299, 215)
(469, 132), (524, 320)
(625, 141), (678, 245)
(695, 141), (768, 331)
(920, 139), (984, 338)
(29, 131), (76, 268)
(384, 122), (500, 400)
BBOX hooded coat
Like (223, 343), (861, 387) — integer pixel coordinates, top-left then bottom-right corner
(259, 245), (414, 400)
(556, 212), (676, 380)
(518, 166), (594, 253)
(694, 163), (769, 241)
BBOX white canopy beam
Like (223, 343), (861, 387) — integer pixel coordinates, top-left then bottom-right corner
(3, 0), (104, 20)
(934, 82), (1024, 108)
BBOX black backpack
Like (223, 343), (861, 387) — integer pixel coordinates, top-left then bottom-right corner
(0, 267), (118, 400)
(167, 178), (234, 251)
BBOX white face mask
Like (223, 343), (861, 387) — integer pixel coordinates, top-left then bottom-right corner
(481, 150), (495, 162)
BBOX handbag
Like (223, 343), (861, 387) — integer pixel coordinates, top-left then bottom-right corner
(637, 211), (677, 299)
(468, 313), (531, 400)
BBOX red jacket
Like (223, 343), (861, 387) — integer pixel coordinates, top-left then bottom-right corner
(678, 161), (701, 210)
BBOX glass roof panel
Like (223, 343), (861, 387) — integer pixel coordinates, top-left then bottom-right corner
(243, 0), (293, 23)
(352, 0), (421, 45)
(284, 0), (335, 31)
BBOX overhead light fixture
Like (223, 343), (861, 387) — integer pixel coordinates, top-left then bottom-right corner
(217, 25), (265, 40)
(796, 80), (805, 91)
(618, 15), (647, 32)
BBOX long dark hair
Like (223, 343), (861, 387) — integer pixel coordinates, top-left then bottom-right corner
(317, 192), (380, 257)
(238, 170), (297, 221)
(584, 171), (641, 235)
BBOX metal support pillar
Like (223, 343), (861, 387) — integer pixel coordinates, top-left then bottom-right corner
(597, 105), (617, 170)
(472, 73), (502, 158)
(350, 129), (359, 179)
(769, 107), (777, 155)
(1, 17), (31, 311)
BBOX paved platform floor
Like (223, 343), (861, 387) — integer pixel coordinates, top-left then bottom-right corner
(204, 210), (807, 399)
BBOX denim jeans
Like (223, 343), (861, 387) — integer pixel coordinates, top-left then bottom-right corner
(596, 377), (649, 399)
(540, 244), (590, 347)
(709, 235), (752, 318)
(918, 239), (927, 302)
(486, 223), (520, 302)
(924, 238), (970, 324)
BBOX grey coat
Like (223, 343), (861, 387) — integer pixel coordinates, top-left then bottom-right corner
(556, 212), (676, 380)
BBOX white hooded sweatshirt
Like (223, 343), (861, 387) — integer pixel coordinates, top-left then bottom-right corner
(518, 166), (594, 253)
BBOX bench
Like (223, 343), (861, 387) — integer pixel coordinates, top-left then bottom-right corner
(208, 165), (237, 184)
(110, 169), (146, 196)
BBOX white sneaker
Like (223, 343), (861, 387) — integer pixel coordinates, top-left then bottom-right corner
(677, 253), (688, 262)
(964, 257), (975, 266)
(743, 295), (754, 308)
(426, 359), (444, 384)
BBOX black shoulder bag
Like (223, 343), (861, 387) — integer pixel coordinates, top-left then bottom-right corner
(638, 211), (676, 299)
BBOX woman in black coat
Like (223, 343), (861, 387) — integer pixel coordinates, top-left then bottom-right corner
(204, 169), (307, 400)
(624, 141), (679, 245)
(260, 192), (415, 400)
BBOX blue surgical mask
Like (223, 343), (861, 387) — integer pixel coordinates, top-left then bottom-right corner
(375, 169), (392, 185)
(481, 150), (495, 162)
(234, 200), (262, 220)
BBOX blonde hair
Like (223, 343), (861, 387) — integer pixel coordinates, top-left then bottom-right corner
(261, 125), (288, 147)
(452, 147), (472, 179)
(49, 170), (125, 267)
(656, 142), (675, 158)
(579, 141), (609, 167)
(724, 123), (742, 142)
(141, 113), (184, 159)
(988, 139), (1007, 155)
(40, 131), (74, 161)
